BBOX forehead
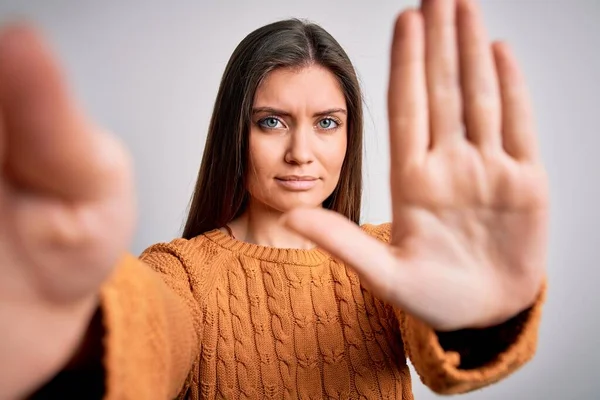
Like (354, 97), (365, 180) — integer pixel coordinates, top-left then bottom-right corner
(254, 65), (346, 110)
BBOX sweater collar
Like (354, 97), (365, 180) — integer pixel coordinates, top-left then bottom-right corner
(203, 228), (331, 266)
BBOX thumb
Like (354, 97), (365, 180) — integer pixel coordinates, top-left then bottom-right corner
(281, 208), (401, 297)
(0, 24), (129, 200)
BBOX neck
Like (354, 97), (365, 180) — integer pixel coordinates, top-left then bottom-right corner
(229, 200), (316, 250)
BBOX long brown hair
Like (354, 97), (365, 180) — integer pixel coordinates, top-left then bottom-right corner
(182, 19), (364, 239)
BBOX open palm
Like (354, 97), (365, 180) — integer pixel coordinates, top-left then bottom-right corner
(0, 27), (135, 399)
(285, 0), (548, 331)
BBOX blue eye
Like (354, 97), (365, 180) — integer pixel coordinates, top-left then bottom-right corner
(259, 117), (283, 129)
(318, 118), (339, 130)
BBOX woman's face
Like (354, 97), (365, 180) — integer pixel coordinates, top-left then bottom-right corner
(247, 65), (348, 213)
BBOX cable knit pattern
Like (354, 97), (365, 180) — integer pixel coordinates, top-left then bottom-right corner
(330, 261), (377, 399)
(97, 224), (545, 400)
(262, 261), (297, 399)
(284, 265), (321, 399)
(310, 263), (351, 399)
(198, 301), (217, 399)
(241, 258), (282, 399)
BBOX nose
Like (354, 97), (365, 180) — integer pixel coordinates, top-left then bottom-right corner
(284, 127), (314, 165)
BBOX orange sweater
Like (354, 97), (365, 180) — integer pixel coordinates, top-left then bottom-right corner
(97, 223), (544, 399)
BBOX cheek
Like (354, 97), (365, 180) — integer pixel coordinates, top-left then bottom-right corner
(247, 132), (279, 189)
(321, 133), (348, 175)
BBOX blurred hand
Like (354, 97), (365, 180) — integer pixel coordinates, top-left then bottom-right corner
(284, 0), (548, 331)
(0, 26), (135, 399)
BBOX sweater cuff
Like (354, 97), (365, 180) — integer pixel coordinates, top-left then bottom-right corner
(99, 253), (197, 400)
(397, 281), (546, 395)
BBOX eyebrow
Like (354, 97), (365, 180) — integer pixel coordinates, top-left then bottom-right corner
(252, 107), (347, 118)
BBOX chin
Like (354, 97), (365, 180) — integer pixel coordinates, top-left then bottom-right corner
(248, 183), (335, 213)
(271, 200), (322, 213)
(265, 192), (329, 213)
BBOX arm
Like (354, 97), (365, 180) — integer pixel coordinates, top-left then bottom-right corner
(99, 250), (201, 400)
(30, 245), (202, 400)
(365, 222), (546, 393)
(396, 282), (546, 394)
(0, 23), (199, 400)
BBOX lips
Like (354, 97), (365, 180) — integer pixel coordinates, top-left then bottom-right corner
(275, 176), (318, 191)
(276, 175), (317, 181)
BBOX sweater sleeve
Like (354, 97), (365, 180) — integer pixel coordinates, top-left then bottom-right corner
(395, 286), (545, 394)
(361, 223), (545, 395)
(99, 242), (202, 400)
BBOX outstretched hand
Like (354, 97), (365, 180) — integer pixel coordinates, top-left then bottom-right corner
(0, 26), (135, 398)
(283, 0), (548, 331)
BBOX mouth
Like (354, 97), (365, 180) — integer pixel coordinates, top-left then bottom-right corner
(276, 175), (318, 181)
(275, 176), (319, 191)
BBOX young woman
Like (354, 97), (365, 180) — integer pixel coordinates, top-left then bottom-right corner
(0, 0), (548, 399)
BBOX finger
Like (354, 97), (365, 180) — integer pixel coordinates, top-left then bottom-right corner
(281, 208), (402, 301)
(0, 111), (5, 209)
(492, 41), (539, 161)
(0, 24), (129, 200)
(457, 0), (501, 150)
(421, 0), (463, 147)
(388, 9), (428, 168)
(0, 111), (4, 167)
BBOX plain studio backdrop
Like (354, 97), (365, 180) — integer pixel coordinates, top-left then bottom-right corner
(1, 1), (598, 399)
